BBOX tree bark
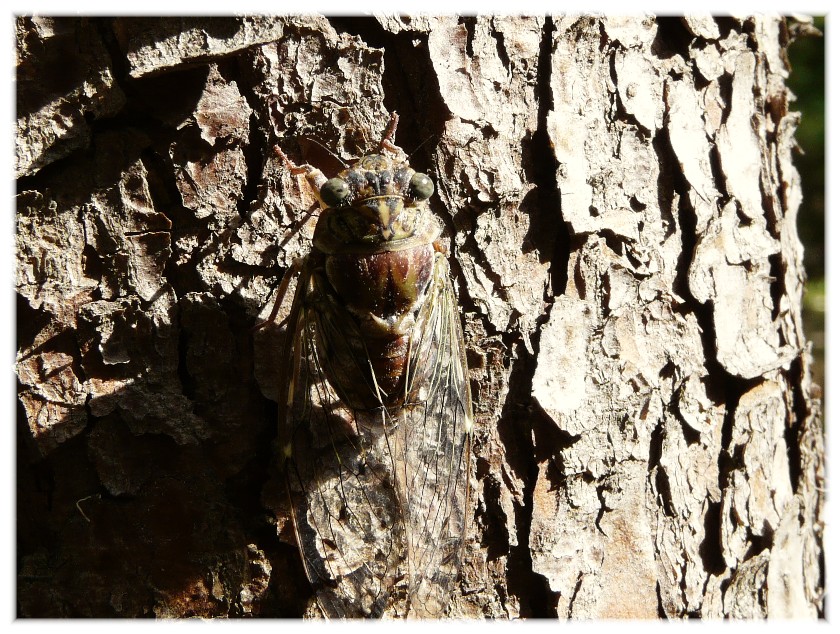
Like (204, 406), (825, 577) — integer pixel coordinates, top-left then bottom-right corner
(16, 15), (823, 618)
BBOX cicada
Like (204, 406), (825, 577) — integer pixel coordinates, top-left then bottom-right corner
(271, 113), (473, 618)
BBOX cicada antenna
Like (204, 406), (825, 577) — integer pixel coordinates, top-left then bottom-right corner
(378, 111), (400, 154)
(299, 136), (348, 169)
(408, 133), (438, 160)
(268, 95), (349, 169)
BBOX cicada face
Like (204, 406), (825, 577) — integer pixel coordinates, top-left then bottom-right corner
(273, 115), (473, 618)
(312, 152), (441, 253)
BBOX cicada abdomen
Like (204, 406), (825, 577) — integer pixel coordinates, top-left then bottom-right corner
(274, 113), (473, 618)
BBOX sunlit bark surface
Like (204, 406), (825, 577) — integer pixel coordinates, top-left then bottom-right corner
(16, 15), (823, 618)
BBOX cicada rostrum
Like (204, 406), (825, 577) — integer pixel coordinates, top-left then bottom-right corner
(271, 113), (472, 618)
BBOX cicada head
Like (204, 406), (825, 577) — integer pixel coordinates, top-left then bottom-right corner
(320, 153), (434, 206)
(312, 153), (439, 252)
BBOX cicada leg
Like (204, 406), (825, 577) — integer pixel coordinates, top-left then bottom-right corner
(252, 256), (306, 332)
(275, 146), (328, 197)
(253, 146), (327, 334)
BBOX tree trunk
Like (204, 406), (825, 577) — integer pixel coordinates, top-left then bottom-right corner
(15, 15), (823, 618)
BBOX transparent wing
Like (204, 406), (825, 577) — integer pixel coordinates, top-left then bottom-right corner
(281, 264), (402, 618)
(399, 252), (473, 617)
(280, 254), (472, 619)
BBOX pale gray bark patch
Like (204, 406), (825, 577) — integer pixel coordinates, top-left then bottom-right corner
(534, 14), (821, 620)
(721, 376), (793, 564)
(665, 76), (719, 228)
(688, 200), (796, 377)
(530, 458), (606, 615)
(681, 15), (721, 40)
(717, 53), (766, 222)
(532, 296), (595, 425)
(602, 15), (658, 47)
(615, 50), (663, 134)
(427, 16), (549, 347)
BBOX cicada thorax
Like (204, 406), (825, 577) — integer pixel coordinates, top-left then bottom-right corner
(308, 153), (442, 411)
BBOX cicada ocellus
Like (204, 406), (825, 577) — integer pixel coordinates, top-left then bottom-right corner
(271, 113), (472, 618)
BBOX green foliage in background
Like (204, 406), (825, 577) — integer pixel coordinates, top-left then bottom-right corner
(787, 16), (825, 281)
(786, 16), (825, 389)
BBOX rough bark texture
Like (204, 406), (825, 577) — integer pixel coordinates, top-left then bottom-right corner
(16, 15), (823, 618)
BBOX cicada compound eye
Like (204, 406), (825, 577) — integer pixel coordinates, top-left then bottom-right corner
(320, 177), (351, 207)
(408, 172), (434, 201)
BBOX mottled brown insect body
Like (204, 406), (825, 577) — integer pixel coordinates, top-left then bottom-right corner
(320, 244), (436, 408)
(274, 114), (472, 618)
(305, 151), (443, 410)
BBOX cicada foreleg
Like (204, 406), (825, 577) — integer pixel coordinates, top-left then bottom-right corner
(252, 256), (306, 332)
(273, 145), (328, 249)
(253, 146), (328, 334)
(274, 146), (328, 204)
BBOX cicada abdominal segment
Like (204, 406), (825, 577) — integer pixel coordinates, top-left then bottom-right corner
(271, 113), (472, 618)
